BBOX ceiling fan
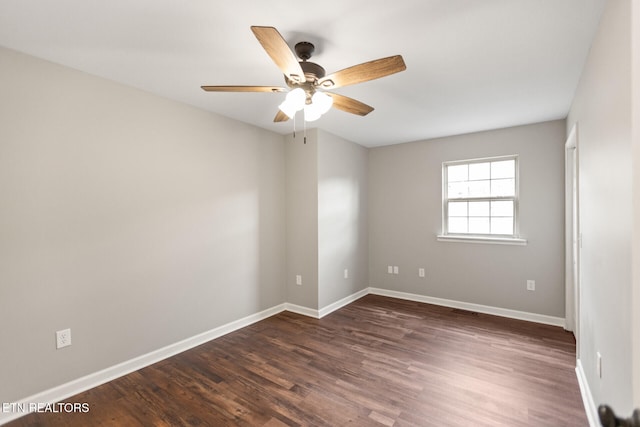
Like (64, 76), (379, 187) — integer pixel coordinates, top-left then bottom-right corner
(201, 26), (406, 122)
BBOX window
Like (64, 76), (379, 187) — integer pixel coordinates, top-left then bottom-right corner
(439, 155), (526, 244)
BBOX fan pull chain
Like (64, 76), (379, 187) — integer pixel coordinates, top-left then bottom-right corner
(303, 117), (307, 144)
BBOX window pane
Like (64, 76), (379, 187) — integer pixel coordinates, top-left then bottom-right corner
(491, 160), (515, 179)
(448, 164), (468, 182)
(448, 182), (469, 198)
(491, 178), (515, 197)
(448, 217), (468, 233)
(491, 217), (514, 235)
(469, 217), (490, 234)
(490, 200), (514, 216)
(469, 162), (490, 181)
(448, 201), (467, 216)
(468, 180), (490, 197)
(468, 201), (489, 216)
(444, 156), (518, 237)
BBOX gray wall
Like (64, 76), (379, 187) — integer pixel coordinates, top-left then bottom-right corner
(285, 128), (370, 310)
(317, 129), (369, 308)
(369, 120), (567, 317)
(285, 130), (319, 309)
(567, 0), (634, 413)
(0, 46), (286, 403)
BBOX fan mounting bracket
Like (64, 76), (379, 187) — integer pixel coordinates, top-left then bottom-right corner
(294, 42), (315, 60)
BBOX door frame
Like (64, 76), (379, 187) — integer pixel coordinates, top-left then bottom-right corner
(564, 123), (580, 358)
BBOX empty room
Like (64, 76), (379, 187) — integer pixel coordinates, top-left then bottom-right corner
(1, 1), (639, 426)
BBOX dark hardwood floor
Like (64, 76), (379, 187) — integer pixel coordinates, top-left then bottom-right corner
(7, 295), (587, 426)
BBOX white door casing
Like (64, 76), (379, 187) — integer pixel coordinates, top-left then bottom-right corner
(565, 123), (580, 359)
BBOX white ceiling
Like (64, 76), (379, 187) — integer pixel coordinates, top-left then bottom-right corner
(0, 0), (606, 147)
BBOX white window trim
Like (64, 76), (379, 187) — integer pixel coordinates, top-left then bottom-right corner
(436, 234), (527, 245)
(438, 154), (527, 245)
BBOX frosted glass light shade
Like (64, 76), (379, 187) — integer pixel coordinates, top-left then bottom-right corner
(278, 88), (306, 119)
(285, 88), (305, 110)
(311, 91), (333, 114)
(279, 89), (333, 121)
(278, 100), (297, 119)
(304, 104), (322, 122)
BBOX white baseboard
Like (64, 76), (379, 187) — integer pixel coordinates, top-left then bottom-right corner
(0, 303), (286, 426)
(368, 287), (566, 327)
(576, 359), (599, 427)
(284, 302), (320, 319)
(1, 287), (569, 426)
(284, 287), (368, 319)
(318, 288), (369, 318)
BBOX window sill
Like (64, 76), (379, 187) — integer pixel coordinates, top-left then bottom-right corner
(436, 234), (528, 246)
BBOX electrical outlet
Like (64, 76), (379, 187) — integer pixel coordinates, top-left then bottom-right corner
(418, 268), (425, 278)
(387, 266), (393, 274)
(56, 328), (71, 349)
(526, 280), (535, 291)
(393, 266), (399, 275)
(296, 275), (302, 285)
(344, 269), (349, 279)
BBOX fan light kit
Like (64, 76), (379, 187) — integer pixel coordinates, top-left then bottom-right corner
(202, 26), (407, 123)
(279, 88), (333, 122)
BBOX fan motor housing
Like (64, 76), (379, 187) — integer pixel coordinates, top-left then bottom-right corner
(300, 61), (325, 80)
(292, 41), (326, 82)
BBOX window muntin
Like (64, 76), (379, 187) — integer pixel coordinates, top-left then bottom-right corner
(443, 156), (518, 237)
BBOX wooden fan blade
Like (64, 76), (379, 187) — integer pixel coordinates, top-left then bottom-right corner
(318, 55), (406, 89)
(251, 26), (305, 83)
(327, 93), (374, 116)
(274, 109), (290, 122)
(201, 85), (285, 93)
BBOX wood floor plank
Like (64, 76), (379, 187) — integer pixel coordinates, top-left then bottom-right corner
(6, 295), (587, 426)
